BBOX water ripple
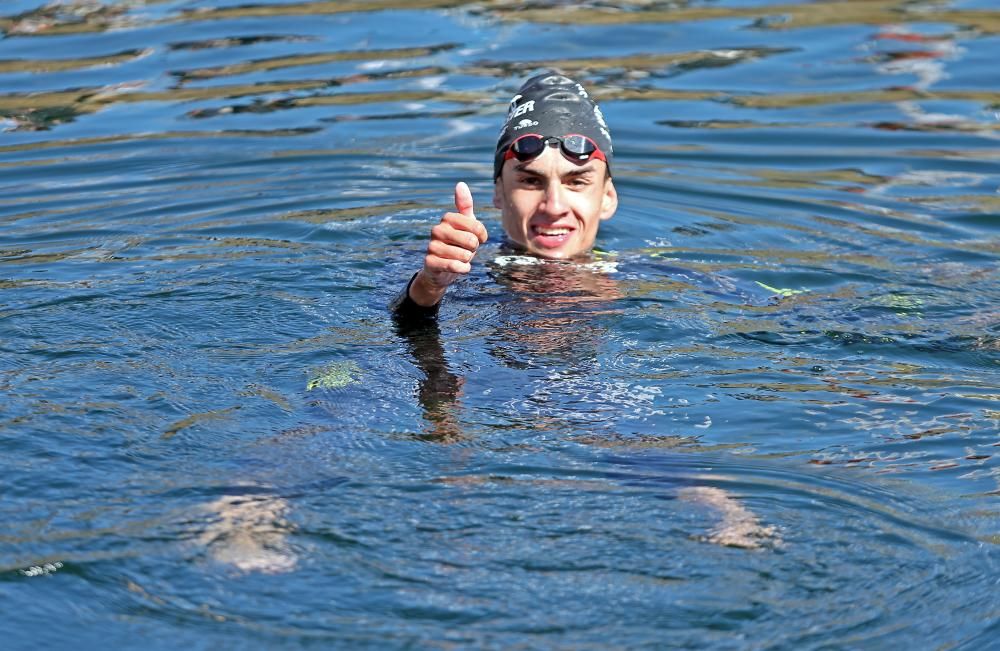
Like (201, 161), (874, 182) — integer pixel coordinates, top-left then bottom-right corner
(2, 0), (998, 648)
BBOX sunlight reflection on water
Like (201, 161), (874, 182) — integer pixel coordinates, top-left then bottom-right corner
(1, 1), (998, 648)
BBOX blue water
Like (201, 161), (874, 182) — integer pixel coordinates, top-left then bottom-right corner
(2, 1), (998, 648)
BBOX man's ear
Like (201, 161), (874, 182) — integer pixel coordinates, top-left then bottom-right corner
(492, 179), (503, 210)
(600, 177), (618, 221)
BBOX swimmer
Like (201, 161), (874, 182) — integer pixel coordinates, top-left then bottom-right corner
(390, 73), (780, 549)
(392, 72), (618, 318)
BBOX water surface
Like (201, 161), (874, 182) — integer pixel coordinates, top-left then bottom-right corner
(2, 1), (998, 648)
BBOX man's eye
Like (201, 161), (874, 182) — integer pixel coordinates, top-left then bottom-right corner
(520, 177), (542, 186)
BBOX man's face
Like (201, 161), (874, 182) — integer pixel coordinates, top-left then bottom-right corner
(492, 146), (617, 259)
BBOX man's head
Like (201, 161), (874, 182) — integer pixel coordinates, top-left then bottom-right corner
(492, 73), (617, 260)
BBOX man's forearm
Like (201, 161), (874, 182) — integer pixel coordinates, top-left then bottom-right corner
(390, 272), (441, 321)
(408, 270), (447, 308)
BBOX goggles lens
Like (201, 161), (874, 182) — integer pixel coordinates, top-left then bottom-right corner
(504, 134), (605, 164)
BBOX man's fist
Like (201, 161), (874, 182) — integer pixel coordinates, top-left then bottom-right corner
(409, 182), (489, 307)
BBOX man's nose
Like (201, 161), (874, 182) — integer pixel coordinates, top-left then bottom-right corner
(541, 180), (569, 216)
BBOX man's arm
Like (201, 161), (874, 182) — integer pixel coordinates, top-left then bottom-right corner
(391, 182), (488, 316)
(391, 311), (466, 441)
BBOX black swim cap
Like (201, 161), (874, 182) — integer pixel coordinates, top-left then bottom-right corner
(493, 72), (613, 180)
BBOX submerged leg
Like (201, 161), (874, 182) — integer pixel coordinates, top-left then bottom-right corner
(679, 486), (780, 550)
(199, 493), (297, 573)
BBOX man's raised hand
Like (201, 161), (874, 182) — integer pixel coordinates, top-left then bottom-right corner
(409, 182), (489, 307)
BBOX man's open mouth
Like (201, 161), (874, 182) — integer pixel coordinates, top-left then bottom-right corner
(530, 224), (575, 249)
(532, 225), (573, 237)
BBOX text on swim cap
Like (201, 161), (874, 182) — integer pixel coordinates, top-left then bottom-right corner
(509, 99), (535, 121)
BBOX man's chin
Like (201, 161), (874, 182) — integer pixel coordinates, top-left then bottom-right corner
(501, 236), (592, 260)
(526, 242), (593, 261)
(528, 247), (567, 260)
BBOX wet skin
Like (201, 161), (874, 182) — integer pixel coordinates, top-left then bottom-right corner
(408, 146), (617, 307)
(492, 146), (617, 260)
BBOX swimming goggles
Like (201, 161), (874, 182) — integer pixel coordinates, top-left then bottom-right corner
(503, 133), (607, 165)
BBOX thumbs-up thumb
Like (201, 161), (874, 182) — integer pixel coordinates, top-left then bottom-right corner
(454, 181), (475, 219)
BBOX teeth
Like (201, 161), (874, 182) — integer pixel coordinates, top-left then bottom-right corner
(537, 228), (570, 236)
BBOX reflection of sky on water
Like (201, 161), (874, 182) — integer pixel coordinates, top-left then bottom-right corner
(1, 0), (998, 647)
